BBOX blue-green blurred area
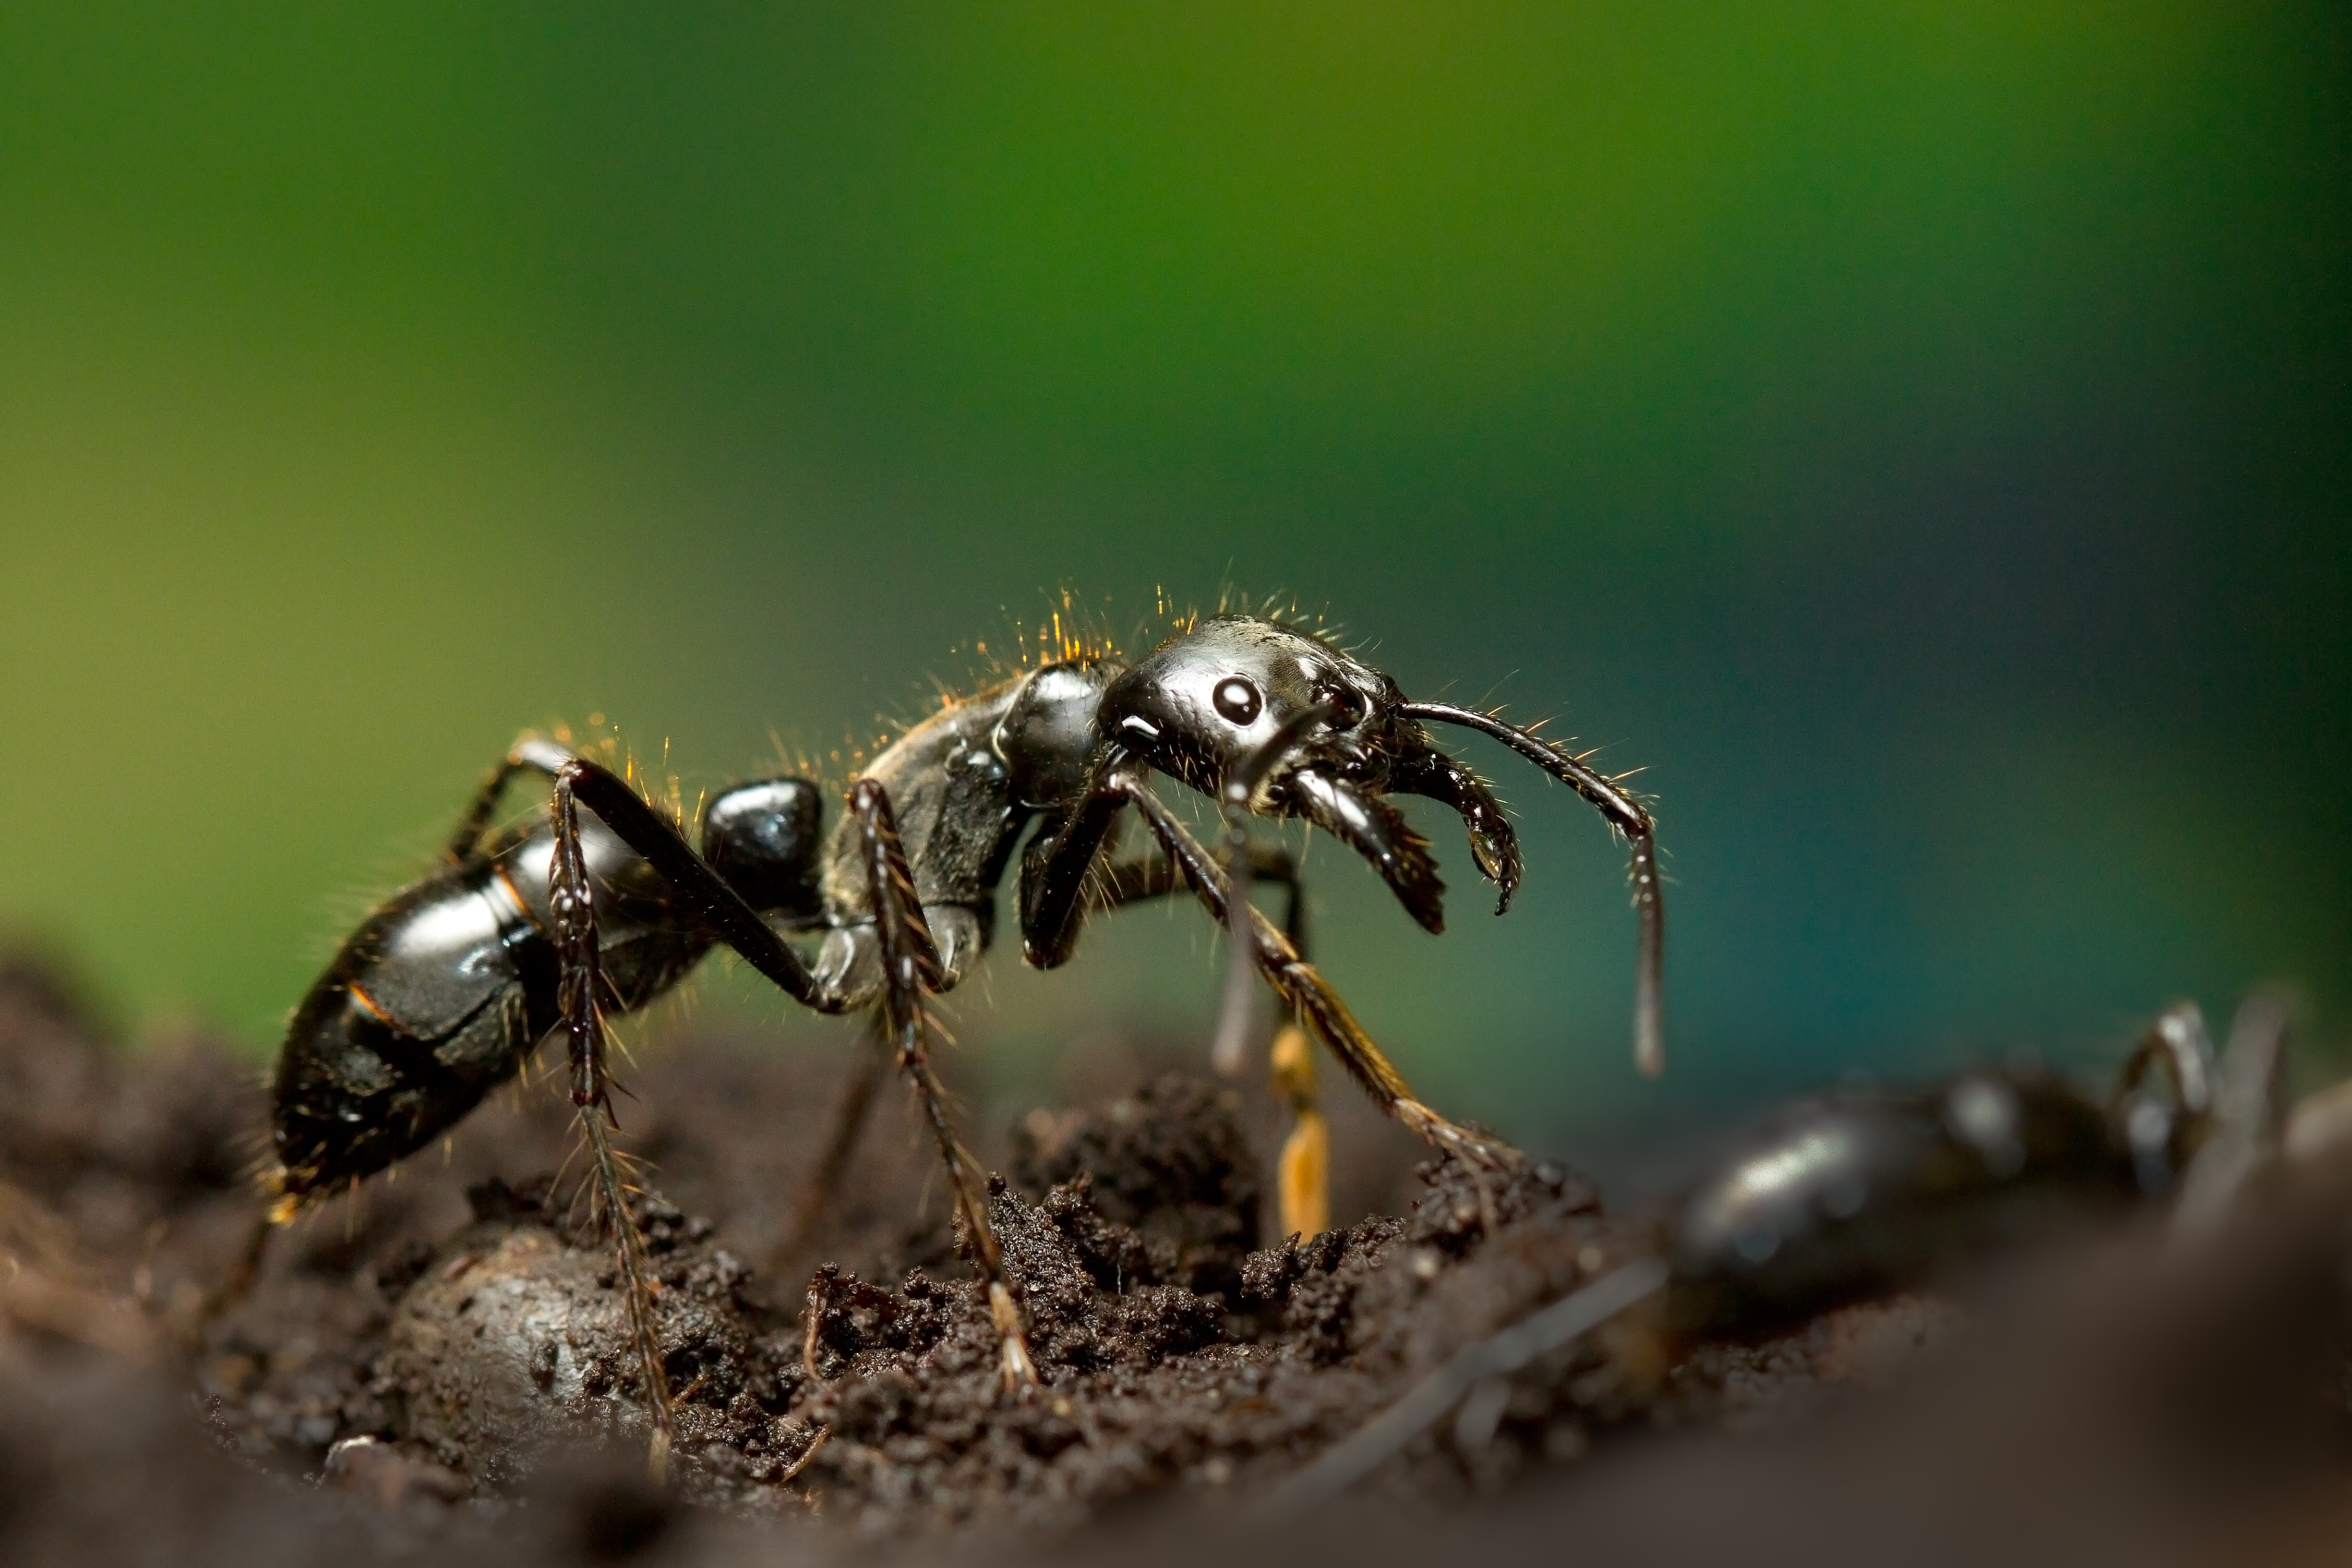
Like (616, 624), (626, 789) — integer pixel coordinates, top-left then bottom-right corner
(3, 5), (2346, 1157)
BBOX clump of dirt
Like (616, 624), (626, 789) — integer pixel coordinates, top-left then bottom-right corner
(298, 1067), (1663, 1535)
(1663, 1294), (1973, 1430)
(27, 945), (2352, 1568)
(0, 945), (1938, 1538)
(374, 1177), (814, 1500)
(1012, 1075), (1265, 1298)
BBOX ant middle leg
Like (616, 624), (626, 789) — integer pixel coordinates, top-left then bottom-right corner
(1097, 842), (1307, 954)
(844, 778), (1037, 1394)
(2171, 992), (2293, 1245)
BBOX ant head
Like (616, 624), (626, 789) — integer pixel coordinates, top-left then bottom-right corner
(1098, 616), (1402, 799)
(1094, 611), (1663, 1077)
(1098, 616), (1454, 930)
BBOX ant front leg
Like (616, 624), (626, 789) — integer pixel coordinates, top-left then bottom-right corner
(546, 771), (676, 1474)
(845, 778), (1037, 1395)
(1110, 771), (1520, 1179)
(1266, 1016), (1327, 1240)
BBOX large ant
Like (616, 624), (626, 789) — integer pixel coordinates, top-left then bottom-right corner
(260, 612), (1665, 1461)
(1272, 995), (2298, 1513)
(1665, 998), (2266, 1332)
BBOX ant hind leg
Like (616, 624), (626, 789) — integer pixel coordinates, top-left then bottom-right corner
(547, 771), (677, 1476)
(445, 733), (578, 863)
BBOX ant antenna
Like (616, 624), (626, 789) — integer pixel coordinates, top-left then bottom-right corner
(1399, 701), (1664, 1077)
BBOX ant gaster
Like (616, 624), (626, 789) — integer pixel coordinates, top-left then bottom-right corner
(1665, 999), (2273, 1334)
(263, 612), (1666, 1462)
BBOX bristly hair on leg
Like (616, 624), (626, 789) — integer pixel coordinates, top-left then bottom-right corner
(581, 1102), (675, 1480)
(547, 769), (676, 1478)
(848, 777), (1037, 1395)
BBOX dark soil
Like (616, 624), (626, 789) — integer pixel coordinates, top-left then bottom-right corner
(205, 1039), (1669, 1534)
(5, 949), (2352, 1567)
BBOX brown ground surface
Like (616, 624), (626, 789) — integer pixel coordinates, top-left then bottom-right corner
(3, 950), (2351, 1567)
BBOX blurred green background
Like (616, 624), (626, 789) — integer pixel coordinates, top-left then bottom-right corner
(2, 4), (2344, 1162)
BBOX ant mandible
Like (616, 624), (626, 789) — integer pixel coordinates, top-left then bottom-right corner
(260, 611), (1665, 1463)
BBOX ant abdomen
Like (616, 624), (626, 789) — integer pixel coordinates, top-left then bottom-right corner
(270, 859), (550, 1204)
(270, 799), (803, 1207)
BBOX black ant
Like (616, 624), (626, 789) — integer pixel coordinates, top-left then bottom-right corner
(1272, 996), (2297, 1514)
(259, 611), (1665, 1461)
(1666, 997), (2290, 1333)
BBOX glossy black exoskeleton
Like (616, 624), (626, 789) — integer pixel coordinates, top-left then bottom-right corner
(1266, 998), (2292, 1514)
(267, 611), (1666, 1439)
(272, 777), (827, 1198)
(1666, 1002), (2223, 1334)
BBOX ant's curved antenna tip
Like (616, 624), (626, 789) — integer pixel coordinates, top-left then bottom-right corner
(1403, 700), (1666, 1079)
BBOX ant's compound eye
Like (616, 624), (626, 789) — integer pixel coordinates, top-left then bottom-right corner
(1212, 677), (1263, 727)
(1319, 684), (1366, 728)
